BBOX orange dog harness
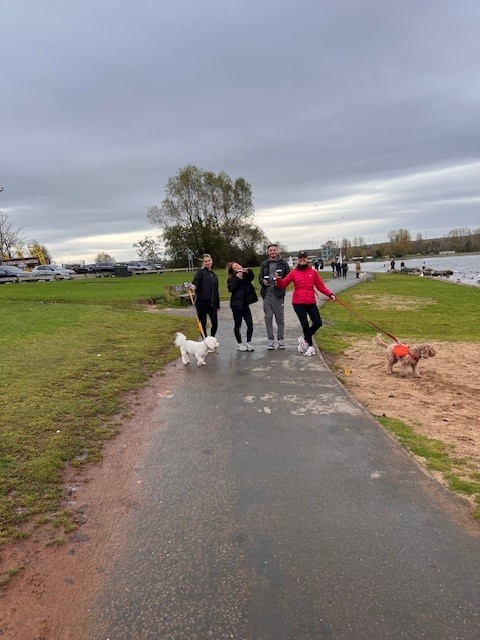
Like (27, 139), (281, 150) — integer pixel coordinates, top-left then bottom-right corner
(392, 344), (419, 361)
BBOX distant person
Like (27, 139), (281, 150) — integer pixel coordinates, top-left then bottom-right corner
(341, 260), (348, 279)
(390, 259), (396, 271)
(313, 260), (319, 271)
(275, 251), (335, 357)
(227, 261), (258, 352)
(355, 260), (361, 278)
(318, 258), (324, 270)
(331, 260), (336, 278)
(189, 253), (220, 337)
(335, 258), (342, 279)
(400, 261), (405, 270)
(259, 244), (290, 349)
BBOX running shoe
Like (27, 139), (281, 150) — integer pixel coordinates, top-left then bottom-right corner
(246, 343), (255, 351)
(267, 340), (275, 350)
(304, 346), (315, 357)
(277, 340), (285, 349)
(237, 344), (248, 351)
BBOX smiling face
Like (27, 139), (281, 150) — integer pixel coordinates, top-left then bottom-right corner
(231, 262), (243, 273)
(297, 255), (309, 266)
(203, 255), (213, 270)
(268, 245), (279, 260)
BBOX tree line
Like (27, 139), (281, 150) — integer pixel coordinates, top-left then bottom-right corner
(340, 227), (480, 260)
(2, 165), (479, 266)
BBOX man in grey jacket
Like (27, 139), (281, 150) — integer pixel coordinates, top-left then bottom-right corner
(258, 244), (290, 349)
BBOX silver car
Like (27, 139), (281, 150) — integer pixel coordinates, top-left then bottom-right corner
(30, 265), (76, 280)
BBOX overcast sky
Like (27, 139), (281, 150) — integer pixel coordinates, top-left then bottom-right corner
(1, 0), (479, 263)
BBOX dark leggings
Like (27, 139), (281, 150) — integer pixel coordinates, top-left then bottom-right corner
(195, 303), (218, 337)
(293, 304), (322, 346)
(232, 306), (253, 343)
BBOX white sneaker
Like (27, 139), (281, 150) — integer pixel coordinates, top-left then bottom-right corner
(277, 340), (285, 349)
(246, 343), (255, 351)
(297, 336), (307, 353)
(237, 344), (248, 351)
(267, 340), (275, 350)
(304, 346), (315, 357)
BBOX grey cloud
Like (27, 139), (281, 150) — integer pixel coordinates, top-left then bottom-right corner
(1, 0), (479, 260)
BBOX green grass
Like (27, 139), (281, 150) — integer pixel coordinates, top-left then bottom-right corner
(320, 273), (480, 351)
(320, 274), (480, 518)
(0, 275), (201, 543)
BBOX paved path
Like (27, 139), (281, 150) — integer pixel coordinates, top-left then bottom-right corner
(91, 275), (479, 639)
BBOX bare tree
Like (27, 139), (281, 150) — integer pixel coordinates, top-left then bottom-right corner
(0, 212), (27, 264)
(95, 252), (115, 263)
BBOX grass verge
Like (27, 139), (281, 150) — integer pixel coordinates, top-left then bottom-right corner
(0, 275), (200, 546)
(320, 273), (480, 518)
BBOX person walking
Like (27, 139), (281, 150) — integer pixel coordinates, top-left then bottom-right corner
(259, 244), (290, 349)
(227, 262), (258, 351)
(335, 257), (342, 279)
(275, 251), (335, 357)
(355, 260), (361, 278)
(189, 253), (220, 337)
(390, 259), (396, 271)
(341, 260), (348, 279)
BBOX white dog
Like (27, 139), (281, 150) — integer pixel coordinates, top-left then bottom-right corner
(174, 332), (219, 366)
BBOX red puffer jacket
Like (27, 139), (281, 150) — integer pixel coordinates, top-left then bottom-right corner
(275, 266), (333, 304)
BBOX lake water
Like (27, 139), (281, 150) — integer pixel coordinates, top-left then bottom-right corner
(354, 254), (480, 287)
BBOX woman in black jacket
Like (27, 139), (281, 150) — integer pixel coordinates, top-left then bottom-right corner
(190, 254), (220, 337)
(227, 262), (258, 351)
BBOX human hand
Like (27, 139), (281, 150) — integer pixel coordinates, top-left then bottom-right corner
(188, 283), (196, 291)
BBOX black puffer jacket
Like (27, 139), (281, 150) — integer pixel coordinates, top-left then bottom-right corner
(192, 268), (220, 308)
(227, 269), (258, 309)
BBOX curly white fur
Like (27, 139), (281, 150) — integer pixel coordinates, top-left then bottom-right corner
(174, 332), (219, 366)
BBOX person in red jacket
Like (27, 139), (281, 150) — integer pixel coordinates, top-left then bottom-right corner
(275, 251), (335, 357)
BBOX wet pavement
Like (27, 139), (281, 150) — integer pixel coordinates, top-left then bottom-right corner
(91, 276), (479, 639)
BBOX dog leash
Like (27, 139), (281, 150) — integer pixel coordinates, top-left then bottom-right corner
(332, 297), (400, 343)
(187, 287), (207, 340)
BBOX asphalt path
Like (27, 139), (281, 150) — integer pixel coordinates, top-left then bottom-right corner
(91, 274), (479, 640)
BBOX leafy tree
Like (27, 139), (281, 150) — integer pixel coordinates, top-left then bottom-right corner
(133, 235), (163, 262)
(147, 165), (263, 265)
(387, 228), (412, 256)
(28, 240), (51, 264)
(95, 252), (115, 263)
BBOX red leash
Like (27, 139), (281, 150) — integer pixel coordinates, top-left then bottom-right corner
(330, 297), (400, 343)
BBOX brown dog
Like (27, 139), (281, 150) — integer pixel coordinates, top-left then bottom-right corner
(375, 334), (436, 378)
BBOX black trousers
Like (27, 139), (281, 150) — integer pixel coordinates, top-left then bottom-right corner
(293, 303), (322, 346)
(232, 306), (253, 343)
(195, 303), (218, 337)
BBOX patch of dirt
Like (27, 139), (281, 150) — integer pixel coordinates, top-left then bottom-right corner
(325, 339), (480, 492)
(0, 362), (185, 640)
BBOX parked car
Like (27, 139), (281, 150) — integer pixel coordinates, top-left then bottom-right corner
(125, 261), (157, 272)
(90, 262), (115, 274)
(0, 265), (33, 280)
(64, 263), (91, 274)
(30, 265), (76, 279)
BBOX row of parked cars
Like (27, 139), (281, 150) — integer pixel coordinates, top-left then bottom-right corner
(64, 261), (164, 274)
(0, 261), (164, 282)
